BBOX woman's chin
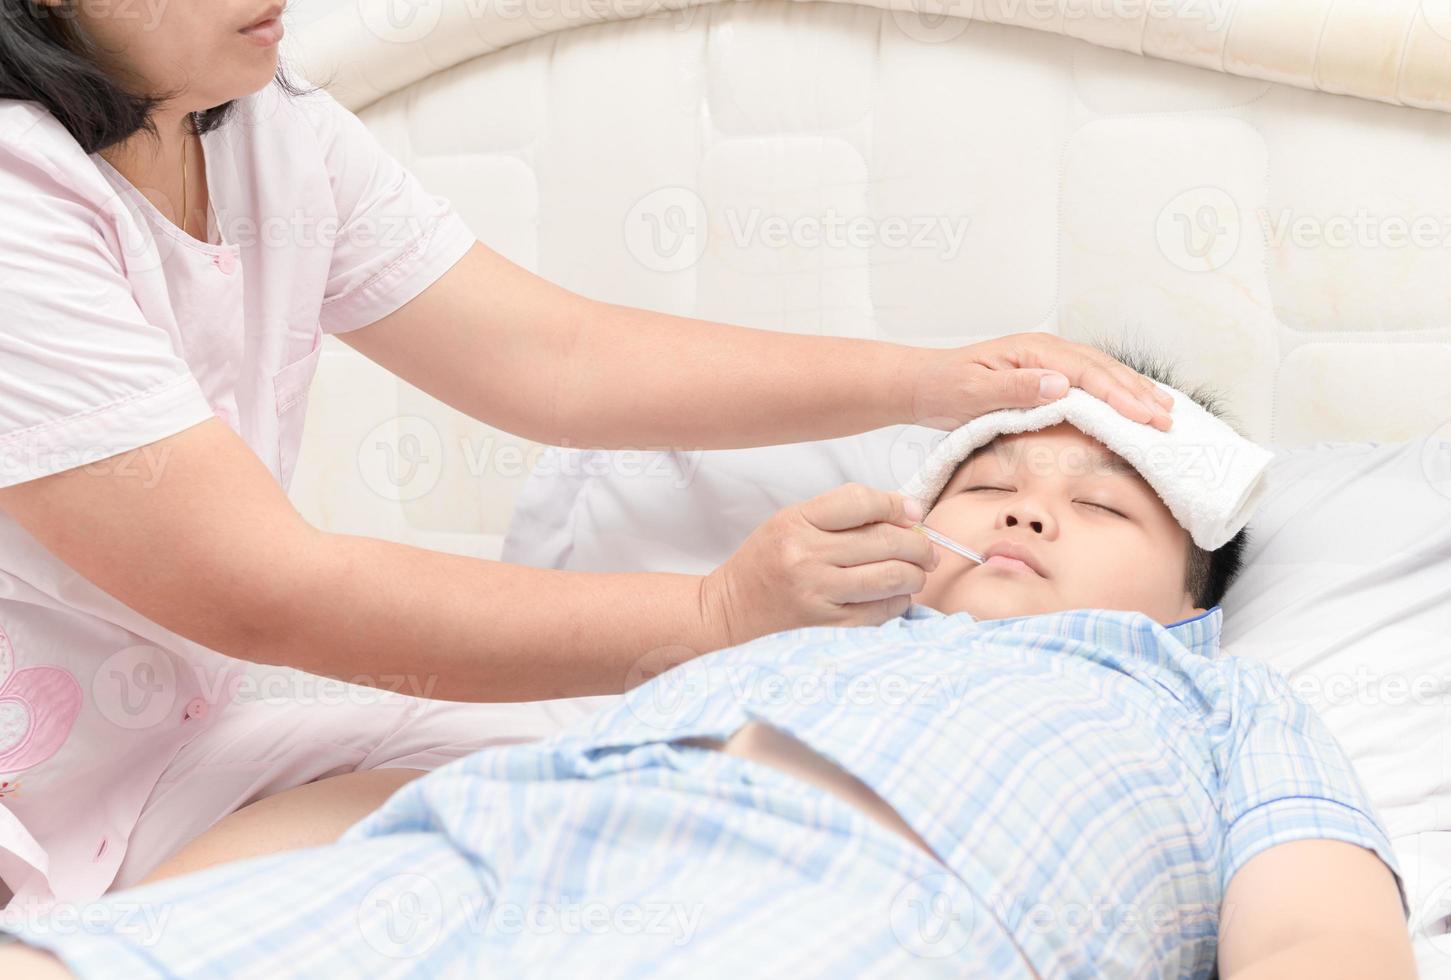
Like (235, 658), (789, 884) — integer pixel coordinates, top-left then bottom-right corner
(198, 64), (280, 111)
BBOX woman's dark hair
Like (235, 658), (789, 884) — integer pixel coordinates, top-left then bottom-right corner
(0, 0), (323, 152)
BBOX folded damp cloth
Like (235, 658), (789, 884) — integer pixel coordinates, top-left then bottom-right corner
(897, 384), (1274, 551)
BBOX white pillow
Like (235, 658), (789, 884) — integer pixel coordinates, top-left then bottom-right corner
(501, 424), (945, 575)
(503, 431), (1451, 938)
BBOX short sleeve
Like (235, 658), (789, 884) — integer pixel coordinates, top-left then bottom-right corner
(1218, 661), (1409, 919)
(295, 87), (477, 336)
(0, 123), (215, 490)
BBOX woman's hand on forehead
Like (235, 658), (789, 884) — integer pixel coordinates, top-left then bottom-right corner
(903, 333), (1175, 434)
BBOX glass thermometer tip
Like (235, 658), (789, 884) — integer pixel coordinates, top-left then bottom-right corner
(910, 522), (986, 565)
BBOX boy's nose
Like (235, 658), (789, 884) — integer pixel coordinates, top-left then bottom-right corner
(1006, 514), (1044, 533)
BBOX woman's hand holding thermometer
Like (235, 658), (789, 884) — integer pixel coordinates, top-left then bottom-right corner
(701, 485), (941, 648)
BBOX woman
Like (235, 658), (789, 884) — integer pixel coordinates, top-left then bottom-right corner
(0, 0), (1175, 911)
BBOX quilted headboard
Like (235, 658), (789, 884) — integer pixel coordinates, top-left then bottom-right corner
(286, 0), (1451, 558)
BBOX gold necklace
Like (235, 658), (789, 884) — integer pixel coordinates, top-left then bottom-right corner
(180, 122), (189, 238)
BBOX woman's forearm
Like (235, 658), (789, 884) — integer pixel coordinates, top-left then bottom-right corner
(253, 528), (732, 703)
(547, 299), (920, 450)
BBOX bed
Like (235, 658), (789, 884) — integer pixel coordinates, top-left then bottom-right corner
(286, 0), (1451, 972)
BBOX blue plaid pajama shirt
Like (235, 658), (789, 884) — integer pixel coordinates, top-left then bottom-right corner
(2, 603), (1407, 978)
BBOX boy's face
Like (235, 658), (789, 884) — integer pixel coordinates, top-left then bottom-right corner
(910, 423), (1205, 626)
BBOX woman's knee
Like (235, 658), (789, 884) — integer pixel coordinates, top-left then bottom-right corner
(135, 766), (428, 887)
(0, 945), (73, 979)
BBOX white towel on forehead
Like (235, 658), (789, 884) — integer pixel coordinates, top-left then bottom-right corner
(897, 383), (1274, 551)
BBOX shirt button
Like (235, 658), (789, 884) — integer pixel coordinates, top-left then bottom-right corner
(184, 697), (209, 721)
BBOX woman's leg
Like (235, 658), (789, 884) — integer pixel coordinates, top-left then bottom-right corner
(3, 831), (484, 979)
(0, 944), (72, 978)
(110, 683), (574, 892)
(134, 767), (426, 886)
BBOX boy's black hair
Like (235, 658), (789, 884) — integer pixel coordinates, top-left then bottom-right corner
(947, 339), (1250, 609)
(1090, 339), (1249, 609)
(0, 0), (323, 153)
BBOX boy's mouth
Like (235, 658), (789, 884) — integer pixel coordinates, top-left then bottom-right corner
(979, 541), (1047, 577)
(982, 555), (1038, 575)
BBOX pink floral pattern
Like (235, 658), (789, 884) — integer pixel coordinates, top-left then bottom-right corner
(0, 622), (81, 773)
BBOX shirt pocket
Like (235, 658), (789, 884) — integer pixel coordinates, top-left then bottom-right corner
(271, 327), (323, 490)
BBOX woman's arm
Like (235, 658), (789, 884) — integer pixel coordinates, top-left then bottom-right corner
(0, 420), (933, 701)
(0, 419), (729, 703)
(336, 241), (1175, 451)
(1218, 838), (1416, 979)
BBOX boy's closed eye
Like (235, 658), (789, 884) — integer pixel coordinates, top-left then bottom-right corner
(955, 485), (1133, 520)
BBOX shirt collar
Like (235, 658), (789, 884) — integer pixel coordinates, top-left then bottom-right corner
(1161, 605), (1223, 657)
(902, 602), (1223, 658)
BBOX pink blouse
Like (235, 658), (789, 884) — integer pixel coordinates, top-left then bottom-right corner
(0, 78), (476, 906)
